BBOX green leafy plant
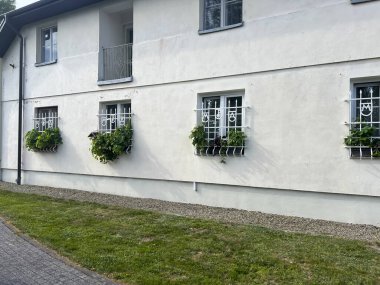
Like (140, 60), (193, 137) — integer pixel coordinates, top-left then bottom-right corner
(25, 128), (62, 152)
(227, 130), (247, 147)
(344, 125), (376, 147)
(189, 125), (208, 152)
(90, 122), (133, 164)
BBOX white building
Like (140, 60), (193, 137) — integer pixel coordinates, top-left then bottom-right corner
(0, 0), (379, 226)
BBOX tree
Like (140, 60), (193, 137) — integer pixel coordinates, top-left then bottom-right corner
(0, 0), (15, 15)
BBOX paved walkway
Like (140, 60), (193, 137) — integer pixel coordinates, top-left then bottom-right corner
(0, 220), (116, 285)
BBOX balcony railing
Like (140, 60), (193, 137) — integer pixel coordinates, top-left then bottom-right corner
(100, 43), (132, 82)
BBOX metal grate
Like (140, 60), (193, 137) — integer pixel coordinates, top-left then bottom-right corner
(101, 43), (132, 81)
(33, 109), (59, 132)
(98, 104), (132, 133)
(346, 83), (380, 159)
(195, 96), (248, 156)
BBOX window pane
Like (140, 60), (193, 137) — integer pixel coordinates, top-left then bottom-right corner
(204, 0), (221, 30)
(202, 97), (221, 143)
(52, 27), (57, 61)
(42, 28), (51, 62)
(225, 0), (242, 26)
(226, 96), (243, 132)
(119, 103), (132, 127)
(106, 105), (117, 132)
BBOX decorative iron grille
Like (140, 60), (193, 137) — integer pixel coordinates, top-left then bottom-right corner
(33, 109), (59, 132)
(195, 96), (248, 156)
(346, 83), (380, 159)
(98, 104), (132, 133)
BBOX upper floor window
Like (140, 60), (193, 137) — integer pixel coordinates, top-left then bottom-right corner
(36, 26), (57, 65)
(345, 83), (380, 159)
(98, 102), (132, 133)
(201, 0), (243, 32)
(34, 106), (59, 132)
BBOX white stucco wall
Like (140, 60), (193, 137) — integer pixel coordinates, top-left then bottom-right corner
(1, 0), (380, 225)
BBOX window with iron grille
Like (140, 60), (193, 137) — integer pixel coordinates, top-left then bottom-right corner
(195, 93), (247, 156)
(98, 102), (132, 133)
(34, 106), (59, 132)
(201, 0), (243, 31)
(346, 83), (380, 159)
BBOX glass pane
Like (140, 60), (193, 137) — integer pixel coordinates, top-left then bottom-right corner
(202, 97), (221, 144)
(106, 105), (117, 132)
(226, 96), (243, 132)
(119, 103), (132, 127)
(52, 27), (57, 61)
(204, 0), (221, 30)
(42, 28), (51, 62)
(225, 0), (242, 26)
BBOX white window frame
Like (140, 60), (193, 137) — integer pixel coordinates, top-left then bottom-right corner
(36, 25), (57, 65)
(200, 0), (243, 33)
(33, 106), (59, 132)
(98, 101), (132, 133)
(195, 92), (248, 155)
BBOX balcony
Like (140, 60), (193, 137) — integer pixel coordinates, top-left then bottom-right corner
(99, 43), (132, 84)
(98, 1), (133, 85)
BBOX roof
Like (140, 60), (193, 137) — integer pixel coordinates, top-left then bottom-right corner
(0, 0), (105, 57)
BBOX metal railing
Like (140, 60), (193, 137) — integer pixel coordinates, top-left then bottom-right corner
(194, 99), (248, 156)
(101, 43), (132, 81)
(98, 107), (132, 133)
(33, 111), (59, 132)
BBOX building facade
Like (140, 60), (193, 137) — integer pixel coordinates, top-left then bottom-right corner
(1, 0), (380, 226)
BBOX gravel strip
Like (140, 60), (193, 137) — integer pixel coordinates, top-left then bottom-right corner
(0, 182), (379, 243)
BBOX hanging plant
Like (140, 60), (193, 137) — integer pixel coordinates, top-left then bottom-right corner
(189, 125), (208, 153)
(25, 128), (63, 152)
(189, 125), (246, 159)
(89, 122), (133, 164)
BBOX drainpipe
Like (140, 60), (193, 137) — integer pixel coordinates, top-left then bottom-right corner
(0, 57), (2, 181)
(6, 19), (24, 185)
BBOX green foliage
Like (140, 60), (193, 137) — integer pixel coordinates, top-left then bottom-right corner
(90, 123), (133, 164)
(344, 125), (376, 147)
(25, 128), (62, 152)
(24, 129), (39, 151)
(0, 0), (15, 14)
(0, 190), (379, 285)
(189, 125), (208, 151)
(227, 130), (247, 147)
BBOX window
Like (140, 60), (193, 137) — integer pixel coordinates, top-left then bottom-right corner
(346, 83), (380, 158)
(195, 93), (247, 155)
(98, 102), (132, 133)
(34, 106), (58, 132)
(201, 0), (243, 32)
(37, 26), (57, 64)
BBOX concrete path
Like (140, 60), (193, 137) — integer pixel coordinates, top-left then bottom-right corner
(0, 220), (116, 285)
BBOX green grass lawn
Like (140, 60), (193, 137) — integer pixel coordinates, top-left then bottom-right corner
(0, 190), (378, 285)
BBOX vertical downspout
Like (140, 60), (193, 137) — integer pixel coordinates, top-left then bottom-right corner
(6, 21), (24, 185)
(16, 36), (24, 185)
(0, 58), (3, 181)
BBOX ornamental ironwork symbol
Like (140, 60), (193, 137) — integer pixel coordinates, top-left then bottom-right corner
(47, 119), (54, 128)
(101, 117), (108, 127)
(202, 111), (209, 123)
(360, 102), (373, 117)
(228, 111), (237, 123)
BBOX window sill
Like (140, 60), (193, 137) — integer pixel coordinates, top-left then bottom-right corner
(97, 77), (133, 86)
(35, 60), (57, 67)
(351, 0), (379, 4)
(198, 22), (243, 35)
